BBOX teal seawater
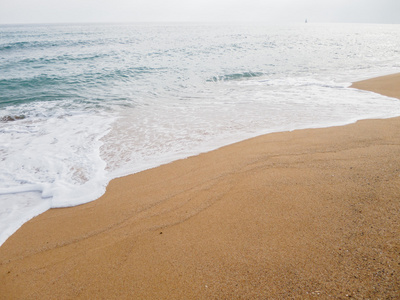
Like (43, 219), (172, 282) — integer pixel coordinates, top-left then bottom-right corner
(2, 23), (398, 108)
(1, 23), (400, 246)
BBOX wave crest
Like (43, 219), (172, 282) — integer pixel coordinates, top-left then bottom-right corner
(207, 71), (264, 82)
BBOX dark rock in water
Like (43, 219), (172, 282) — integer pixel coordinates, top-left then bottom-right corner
(0, 115), (26, 122)
(0, 116), (14, 122)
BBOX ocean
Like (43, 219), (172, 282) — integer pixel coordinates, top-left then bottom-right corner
(1, 22), (400, 246)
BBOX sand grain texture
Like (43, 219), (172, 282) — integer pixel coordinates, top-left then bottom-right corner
(1, 74), (400, 299)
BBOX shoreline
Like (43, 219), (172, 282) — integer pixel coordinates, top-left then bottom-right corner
(1, 73), (400, 298)
(351, 72), (400, 99)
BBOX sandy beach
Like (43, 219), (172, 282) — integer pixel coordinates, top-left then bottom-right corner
(1, 73), (400, 299)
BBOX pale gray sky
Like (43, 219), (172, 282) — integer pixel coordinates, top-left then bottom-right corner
(0, 0), (399, 24)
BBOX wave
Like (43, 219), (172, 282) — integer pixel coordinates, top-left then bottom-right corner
(21, 53), (108, 64)
(0, 53), (110, 73)
(0, 65), (166, 106)
(1, 65), (164, 87)
(0, 38), (111, 52)
(0, 75), (64, 90)
(207, 71), (264, 82)
(258, 77), (346, 89)
(0, 40), (63, 52)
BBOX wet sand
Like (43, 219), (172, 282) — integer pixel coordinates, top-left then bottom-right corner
(1, 73), (399, 299)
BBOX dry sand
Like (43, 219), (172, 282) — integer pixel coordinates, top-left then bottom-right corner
(1, 74), (400, 299)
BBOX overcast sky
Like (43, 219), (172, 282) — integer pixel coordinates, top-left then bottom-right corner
(1, 0), (399, 24)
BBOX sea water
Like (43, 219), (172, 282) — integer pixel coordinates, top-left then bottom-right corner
(1, 23), (400, 246)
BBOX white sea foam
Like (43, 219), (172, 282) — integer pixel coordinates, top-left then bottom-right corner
(0, 100), (116, 245)
(102, 75), (400, 181)
(1, 23), (400, 247)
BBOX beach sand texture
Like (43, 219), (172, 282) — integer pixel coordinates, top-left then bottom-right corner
(1, 74), (400, 299)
